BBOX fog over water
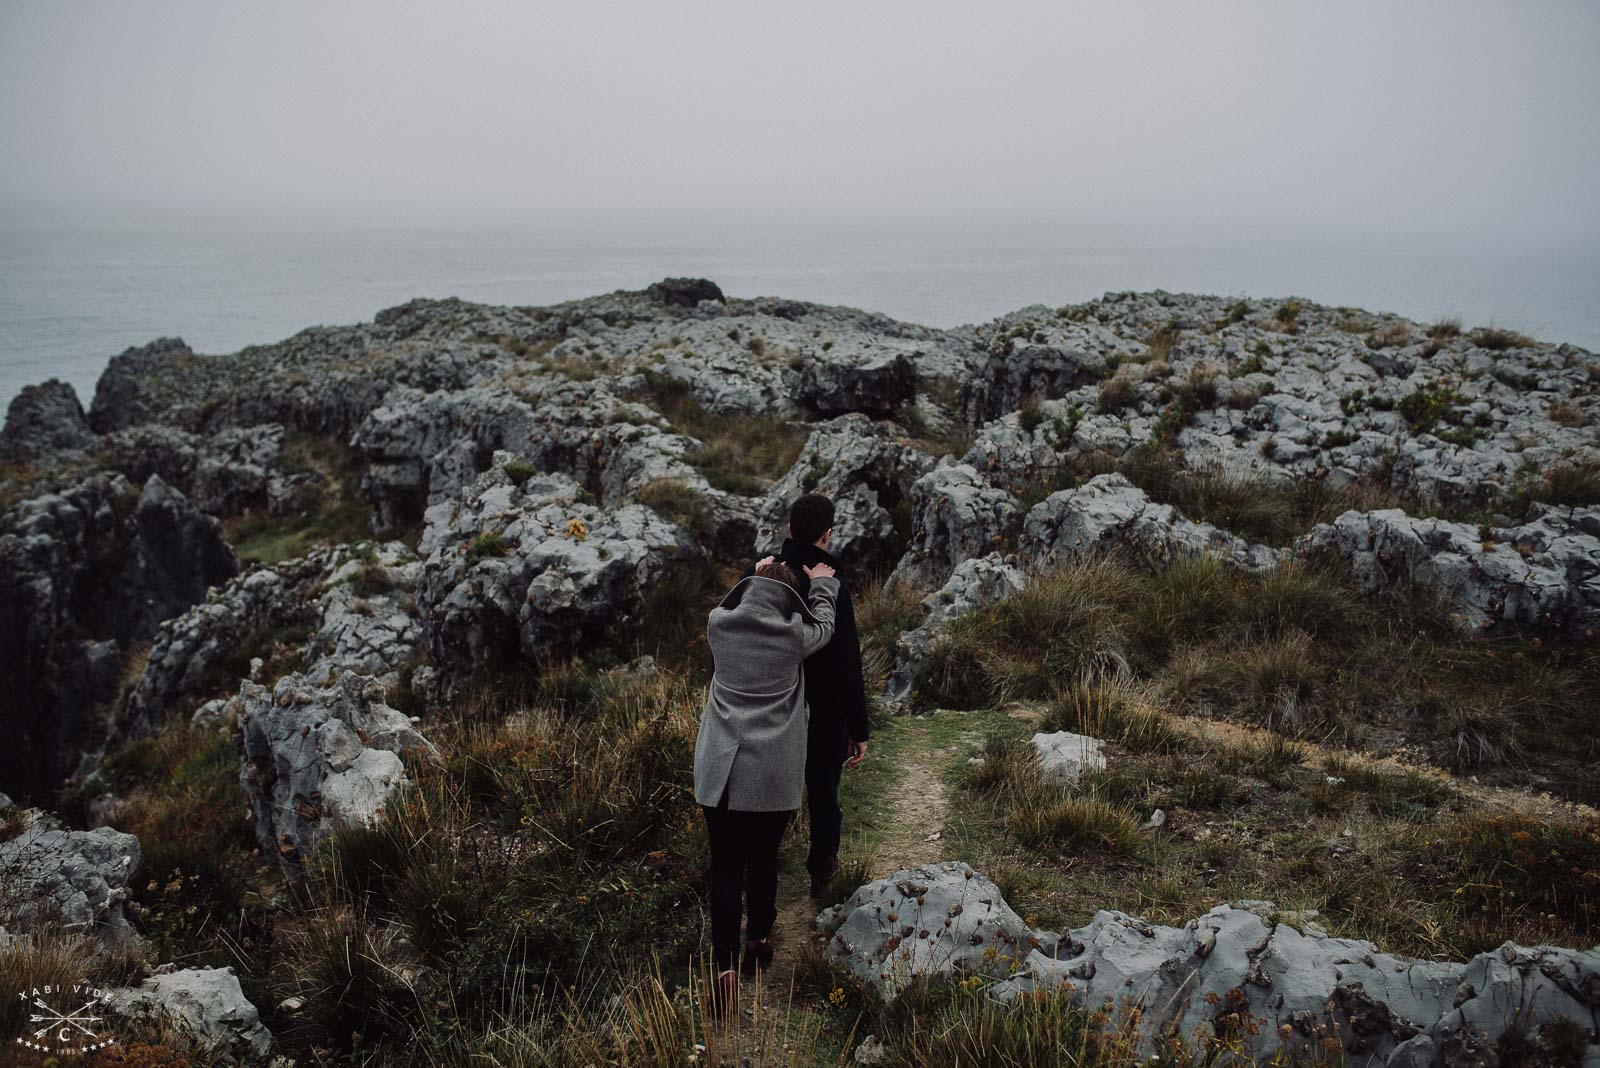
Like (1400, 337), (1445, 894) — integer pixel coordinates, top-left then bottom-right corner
(2, 2), (1596, 406)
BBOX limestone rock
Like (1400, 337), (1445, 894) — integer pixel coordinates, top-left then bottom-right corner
(1, 379), (95, 461)
(417, 459), (690, 685)
(890, 463), (1020, 588)
(238, 672), (439, 870)
(646, 277), (725, 307)
(1301, 504), (1600, 639)
(756, 415), (934, 576)
(891, 554), (1025, 699)
(0, 472), (237, 798)
(109, 966), (272, 1061)
(1020, 472), (1287, 573)
(816, 861), (1035, 996)
(1030, 731), (1107, 784)
(0, 808), (140, 937)
(820, 869), (1600, 1067)
(796, 347), (916, 417)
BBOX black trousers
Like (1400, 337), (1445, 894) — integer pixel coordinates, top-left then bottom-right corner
(805, 747), (844, 877)
(702, 800), (793, 972)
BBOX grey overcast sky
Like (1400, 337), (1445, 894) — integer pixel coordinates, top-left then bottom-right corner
(2, 1), (1596, 240)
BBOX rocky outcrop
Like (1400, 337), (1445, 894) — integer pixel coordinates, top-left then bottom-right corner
(121, 541), (426, 738)
(100, 422), (312, 517)
(1, 379), (96, 461)
(109, 966), (272, 1061)
(756, 415), (934, 575)
(0, 808), (139, 937)
(646, 277), (725, 307)
(797, 348), (916, 417)
(960, 311), (1123, 426)
(238, 672), (438, 870)
(1020, 472), (1287, 573)
(0, 473), (237, 798)
(821, 865), (1600, 1067)
(1303, 504), (1600, 639)
(891, 463), (1020, 588)
(418, 460), (689, 685)
(890, 554), (1025, 698)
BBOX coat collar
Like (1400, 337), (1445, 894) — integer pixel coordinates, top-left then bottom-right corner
(717, 574), (823, 625)
(780, 537), (839, 571)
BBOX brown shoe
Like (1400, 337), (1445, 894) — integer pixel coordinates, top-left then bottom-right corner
(740, 937), (775, 978)
(705, 968), (739, 1017)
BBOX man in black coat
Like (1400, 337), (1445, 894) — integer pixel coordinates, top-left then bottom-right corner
(748, 493), (870, 897)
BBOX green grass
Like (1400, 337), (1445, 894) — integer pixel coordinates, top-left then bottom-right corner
(636, 371), (803, 495)
(222, 432), (379, 564)
(918, 556), (1600, 803)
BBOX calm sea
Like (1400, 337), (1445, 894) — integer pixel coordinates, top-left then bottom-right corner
(2, 215), (1596, 410)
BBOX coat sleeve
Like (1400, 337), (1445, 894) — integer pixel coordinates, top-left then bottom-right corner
(832, 582), (871, 743)
(799, 577), (840, 656)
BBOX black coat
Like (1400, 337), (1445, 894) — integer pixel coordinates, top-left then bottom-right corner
(746, 538), (870, 764)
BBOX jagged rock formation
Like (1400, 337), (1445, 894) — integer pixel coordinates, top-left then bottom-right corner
(1021, 472), (1288, 573)
(417, 456), (691, 687)
(891, 463), (1021, 588)
(890, 553), (1025, 697)
(238, 672), (438, 869)
(755, 415), (934, 572)
(1304, 504), (1600, 639)
(108, 966), (272, 1061)
(99, 421), (312, 516)
(1, 378), (96, 461)
(821, 863), (1600, 1067)
(0, 807), (140, 937)
(0, 472), (237, 798)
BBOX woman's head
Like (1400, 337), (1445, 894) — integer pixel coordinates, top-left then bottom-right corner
(754, 559), (801, 594)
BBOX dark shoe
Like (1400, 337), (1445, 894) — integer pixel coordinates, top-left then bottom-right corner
(808, 858), (839, 899)
(740, 937), (774, 978)
(705, 968), (739, 1017)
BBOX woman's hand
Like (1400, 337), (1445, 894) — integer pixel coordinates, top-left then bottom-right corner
(803, 562), (836, 580)
(755, 556), (776, 569)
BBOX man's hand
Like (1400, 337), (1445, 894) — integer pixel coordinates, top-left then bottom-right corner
(755, 555), (776, 569)
(803, 562), (836, 580)
(844, 739), (867, 769)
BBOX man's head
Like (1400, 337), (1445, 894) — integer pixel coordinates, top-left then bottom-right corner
(787, 493), (835, 549)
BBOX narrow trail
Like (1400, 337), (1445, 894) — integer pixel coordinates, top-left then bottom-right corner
(719, 720), (960, 1065)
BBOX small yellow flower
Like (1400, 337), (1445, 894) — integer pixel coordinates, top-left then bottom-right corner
(828, 987), (847, 1008)
(565, 517), (589, 542)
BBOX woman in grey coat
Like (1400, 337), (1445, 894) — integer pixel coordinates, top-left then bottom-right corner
(693, 556), (839, 1008)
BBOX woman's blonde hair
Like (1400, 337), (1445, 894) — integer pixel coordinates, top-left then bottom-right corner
(754, 560), (801, 594)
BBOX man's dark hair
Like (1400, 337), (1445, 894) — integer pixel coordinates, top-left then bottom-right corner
(789, 493), (835, 545)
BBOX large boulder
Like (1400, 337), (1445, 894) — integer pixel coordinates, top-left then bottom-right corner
(890, 463), (1020, 589)
(816, 861), (1036, 996)
(0, 808), (139, 938)
(755, 415), (935, 576)
(1020, 472), (1286, 574)
(0, 473), (237, 799)
(88, 337), (199, 434)
(1301, 504), (1600, 639)
(1, 379), (96, 461)
(109, 966), (272, 1061)
(238, 672), (439, 870)
(1030, 731), (1106, 784)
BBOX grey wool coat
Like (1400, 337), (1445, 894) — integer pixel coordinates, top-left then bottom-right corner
(693, 574), (840, 812)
